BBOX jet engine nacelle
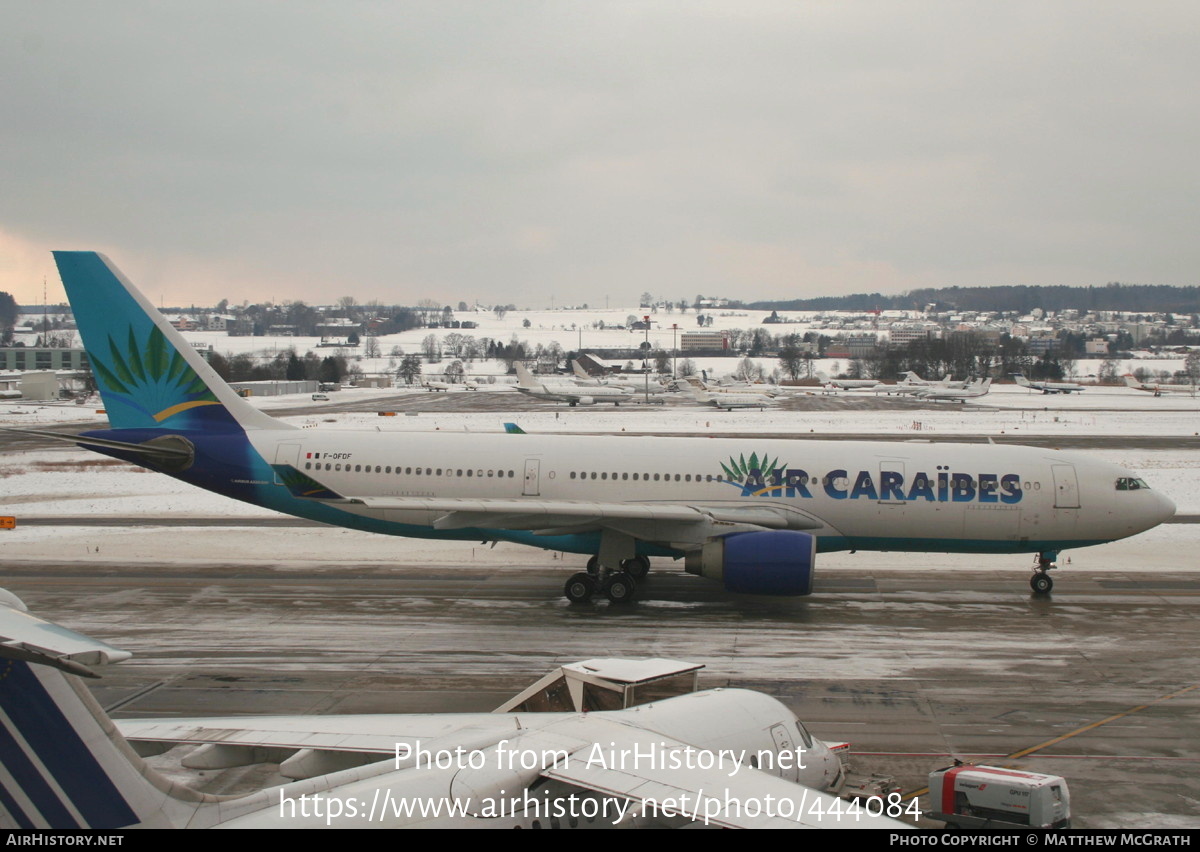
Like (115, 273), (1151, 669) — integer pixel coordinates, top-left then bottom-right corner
(684, 531), (816, 595)
(576, 396), (596, 405)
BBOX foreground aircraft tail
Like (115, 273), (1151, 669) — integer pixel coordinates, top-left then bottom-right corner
(0, 592), (209, 829)
(53, 251), (280, 433)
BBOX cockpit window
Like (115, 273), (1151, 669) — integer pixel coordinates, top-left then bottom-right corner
(1115, 477), (1150, 491)
(794, 720), (813, 749)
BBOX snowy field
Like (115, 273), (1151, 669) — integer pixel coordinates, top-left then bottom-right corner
(23, 301), (1193, 385)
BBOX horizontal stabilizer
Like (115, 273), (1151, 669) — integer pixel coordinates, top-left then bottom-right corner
(1, 426), (192, 461)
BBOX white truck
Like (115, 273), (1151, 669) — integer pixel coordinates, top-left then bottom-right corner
(928, 764), (1071, 829)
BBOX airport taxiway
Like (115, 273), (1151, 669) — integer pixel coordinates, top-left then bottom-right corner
(3, 535), (1199, 829)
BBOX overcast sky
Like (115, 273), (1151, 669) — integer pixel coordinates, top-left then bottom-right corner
(2, 2), (1197, 308)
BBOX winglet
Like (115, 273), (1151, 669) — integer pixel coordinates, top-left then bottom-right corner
(503, 422), (527, 434)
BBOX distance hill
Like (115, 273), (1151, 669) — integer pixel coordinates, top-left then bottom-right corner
(749, 283), (1200, 315)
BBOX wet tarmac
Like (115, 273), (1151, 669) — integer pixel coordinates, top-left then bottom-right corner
(4, 557), (1199, 829)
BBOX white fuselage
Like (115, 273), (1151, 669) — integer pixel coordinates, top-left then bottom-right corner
(252, 430), (1174, 555)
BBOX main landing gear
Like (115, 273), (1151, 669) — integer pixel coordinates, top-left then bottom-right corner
(1030, 552), (1057, 594)
(565, 554), (651, 604)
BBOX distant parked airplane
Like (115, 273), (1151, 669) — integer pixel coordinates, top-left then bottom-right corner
(514, 363), (633, 406)
(571, 360), (668, 394)
(913, 378), (993, 403)
(899, 372), (968, 390)
(686, 386), (777, 410)
(1013, 375), (1087, 394)
(1124, 375), (1198, 397)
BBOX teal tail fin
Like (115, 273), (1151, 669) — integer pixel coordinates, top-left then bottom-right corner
(53, 252), (280, 432)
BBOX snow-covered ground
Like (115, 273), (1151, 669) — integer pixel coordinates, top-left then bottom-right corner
(31, 301), (1193, 385)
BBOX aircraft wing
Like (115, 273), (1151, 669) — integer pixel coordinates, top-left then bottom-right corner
(539, 714), (906, 829)
(346, 495), (825, 543)
(0, 592), (131, 676)
(117, 714), (521, 756)
(117, 713), (906, 829)
(271, 465), (830, 543)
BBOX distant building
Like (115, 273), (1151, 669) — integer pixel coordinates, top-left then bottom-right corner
(828, 333), (881, 358)
(165, 316), (199, 331)
(316, 319), (359, 336)
(680, 331), (729, 353)
(228, 380), (318, 397)
(887, 324), (939, 348)
(0, 348), (89, 372)
(17, 371), (60, 400)
(1026, 337), (1060, 355)
(355, 375), (393, 389)
(574, 353), (615, 375)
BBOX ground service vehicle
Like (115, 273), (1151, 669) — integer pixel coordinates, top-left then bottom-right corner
(928, 764), (1070, 829)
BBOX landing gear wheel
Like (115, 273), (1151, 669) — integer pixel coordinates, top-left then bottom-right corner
(621, 555), (650, 580)
(564, 573), (596, 604)
(1030, 572), (1053, 594)
(602, 572), (637, 604)
(586, 556), (600, 576)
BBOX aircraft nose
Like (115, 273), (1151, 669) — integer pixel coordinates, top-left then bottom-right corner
(1151, 490), (1177, 526)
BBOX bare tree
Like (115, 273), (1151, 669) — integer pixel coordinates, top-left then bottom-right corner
(734, 357), (763, 382)
(397, 354), (422, 384)
(1185, 351), (1200, 386)
(421, 334), (441, 363)
(443, 360), (465, 383)
(777, 334), (805, 381)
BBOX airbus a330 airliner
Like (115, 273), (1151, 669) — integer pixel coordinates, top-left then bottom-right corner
(40, 253), (1175, 603)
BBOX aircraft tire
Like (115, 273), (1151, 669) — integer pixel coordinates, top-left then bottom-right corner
(565, 573), (596, 604)
(586, 556), (600, 576)
(603, 572), (637, 604)
(1030, 573), (1053, 594)
(621, 556), (650, 580)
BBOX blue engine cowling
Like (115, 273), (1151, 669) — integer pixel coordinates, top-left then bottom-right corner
(683, 531), (816, 595)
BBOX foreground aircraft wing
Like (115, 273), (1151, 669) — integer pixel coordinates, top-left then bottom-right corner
(0, 592), (130, 676)
(117, 714), (520, 757)
(118, 713), (904, 829)
(538, 714), (901, 829)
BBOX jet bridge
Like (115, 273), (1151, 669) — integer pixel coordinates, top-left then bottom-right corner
(494, 658), (704, 713)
